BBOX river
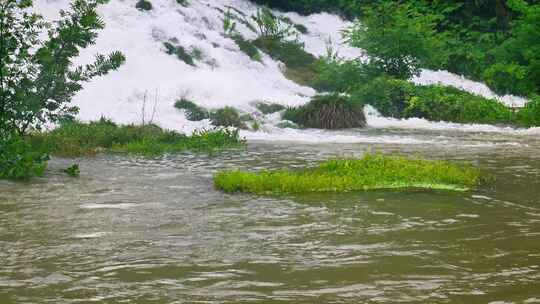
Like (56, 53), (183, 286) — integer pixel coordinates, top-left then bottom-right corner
(1, 128), (539, 303)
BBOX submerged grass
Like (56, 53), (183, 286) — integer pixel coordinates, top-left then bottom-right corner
(29, 119), (245, 157)
(215, 154), (482, 195)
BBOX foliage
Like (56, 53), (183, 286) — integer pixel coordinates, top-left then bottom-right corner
(517, 96), (540, 127)
(283, 94), (366, 129)
(312, 56), (381, 93)
(403, 86), (515, 125)
(28, 119), (245, 157)
(344, 1), (442, 79)
(64, 164), (80, 177)
(0, 135), (48, 180)
(214, 153), (482, 195)
(135, 0), (152, 11)
(0, 0), (125, 136)
(352, 77), (515, 125)
(254, 102), (285, 114)
(174, 99), (209, 121)
(210, 107), (246, 129)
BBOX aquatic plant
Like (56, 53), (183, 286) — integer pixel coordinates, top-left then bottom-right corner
(283, 94), (366, 129)
(254, 102), (286, 114)
(214, 154), (482, 195)
(136, 0), (153, 11)
(174, 99), (209, 121)
(64, 164), (80, 177)
(163, 41), (197, 66)
(210, 107), (247, 129)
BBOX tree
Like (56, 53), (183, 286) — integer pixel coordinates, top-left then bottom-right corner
(344, 1), (441, 79)
(0, 0), (125, 136)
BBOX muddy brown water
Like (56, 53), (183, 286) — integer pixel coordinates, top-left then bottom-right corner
(1, 128), (540, 303)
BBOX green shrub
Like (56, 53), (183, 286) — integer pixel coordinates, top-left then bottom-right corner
(254, 102), (286, 114)
(352, 76), (515, 125)
(482, 63), (534, 96)
(174, 99), (209, 121)
(210, 107), (247, 129)
(283, 94), (366, 129)
(28, 119), (245, 157)
(313, 58), (381, 93)
(517, 96), (540, 127)
(214, 153), (482, 195)
(351, 76), (415, 118)
(136, 0), (153, 11)
(403, 86), (515, 125)
(0, 135), (48, 180)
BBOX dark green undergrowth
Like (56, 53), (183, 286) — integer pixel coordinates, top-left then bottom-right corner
(353, 77), (516, 125)
(215, 153), (482, 195)
(28, 119), (245, 157)
(283, 94), (366, 129)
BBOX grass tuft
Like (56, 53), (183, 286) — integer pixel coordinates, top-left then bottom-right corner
(215, 154), (482, 195)
(283, 94), (366, 129)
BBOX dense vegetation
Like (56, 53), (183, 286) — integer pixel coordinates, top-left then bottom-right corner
(215, 154), (482, 195)
(250, 0), (540, 98)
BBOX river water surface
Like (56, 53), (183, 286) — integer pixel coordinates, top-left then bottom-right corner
(1, 128), (540, 303)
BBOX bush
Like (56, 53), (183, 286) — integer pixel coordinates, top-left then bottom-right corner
(403, 86), (515, 125)
(482, 63), (534, 96)
(28, 119), (245, 157)
(517, 96), (540, 127)
(214, 153), (482, 195)
(344, 2), (441, 79)
(351, 76), (414, 118)
(0, 135), (48, 180)
(352, 76), (515, 125)
(136, 0), (153, 11)
(313, 58), (381, 93)
(283, 94), (366, 129)
(210, 107), (247, 129)
(174, 99), (209, 121)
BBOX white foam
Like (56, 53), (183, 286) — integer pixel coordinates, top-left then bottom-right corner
(32, 0), (536, 144)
